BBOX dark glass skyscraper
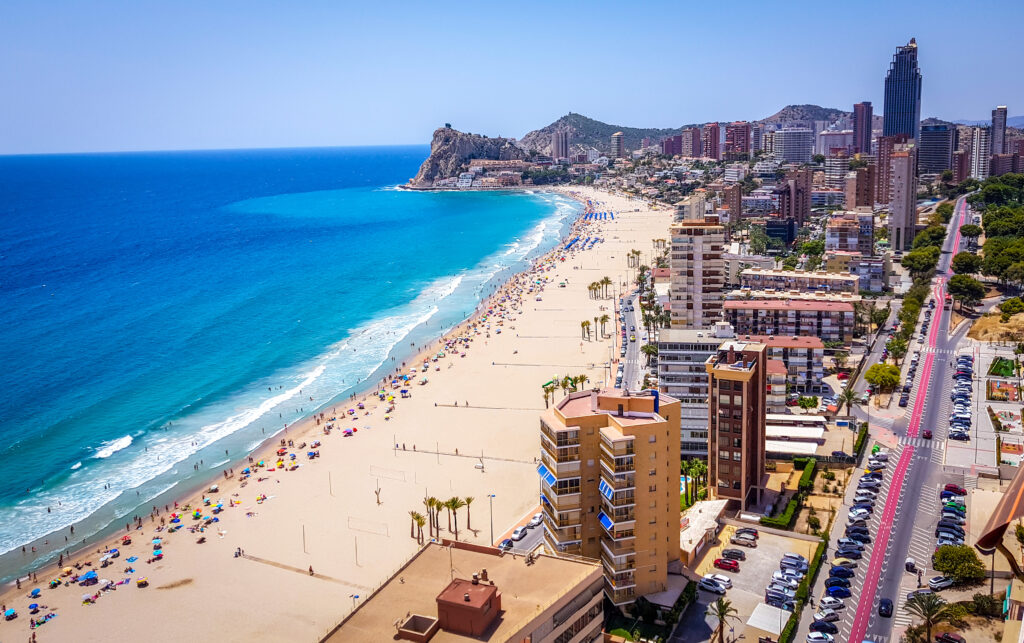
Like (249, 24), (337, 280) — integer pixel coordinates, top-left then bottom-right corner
(883, 38), (922, 140)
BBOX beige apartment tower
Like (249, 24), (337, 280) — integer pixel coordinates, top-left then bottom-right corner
(669, 218), (725, 329)
(538, 388), (681, 606)
(706, 341), (767, 510)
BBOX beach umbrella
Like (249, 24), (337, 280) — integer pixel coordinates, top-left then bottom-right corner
(126, 556), (137, 563)
(99, 554), (111, 562)
(81, 594), (92, 601)
(151, 538), (162, 544)
(28, 604), (38, 611)
(153, 549), (163, 556)
(82, 570), (98, 580)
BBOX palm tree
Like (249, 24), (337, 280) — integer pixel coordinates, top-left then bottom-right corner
(601, 276), (612, 297)
(706, 598), (739, 643)
(542, 382), (556, 408)
(561, 375), (574, 396)
(580, 320), (588, 340)
(599, 314), (610, 336)
(449, 497), (467, 540)
(577, 374), (589, 390)
(409, 510), (418, 539)
(444, 498), (455, 533)
(413, 512), (426, 544)
(425, 497), (439, 537)
(641, 343), (658, 366)
(594, 317), (600, 339)
(464, 496), (474, 530)
(838, 387), (858, 416)
(904, 592), (950, 642)
(692, 460), (708, 500)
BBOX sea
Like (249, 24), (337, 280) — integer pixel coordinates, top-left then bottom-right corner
(0, 146), (580, 578)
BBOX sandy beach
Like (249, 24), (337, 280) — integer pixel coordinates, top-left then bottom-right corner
(0, 186), (670, 642)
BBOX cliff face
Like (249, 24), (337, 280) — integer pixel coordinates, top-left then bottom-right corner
(409, 127), (526, 186)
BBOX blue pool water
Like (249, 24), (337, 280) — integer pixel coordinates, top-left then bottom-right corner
(0, 146), (578, 567)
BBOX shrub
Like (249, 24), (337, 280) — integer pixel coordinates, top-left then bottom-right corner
(807, 516), (821, 532)
(973, 593), (1002, 617)
(934, 545), (986, 583)
(853, 424), (870, 456)
(760, 496), (801, 529)
(797, 458), (817, 492)
(823, 471), (836, 481)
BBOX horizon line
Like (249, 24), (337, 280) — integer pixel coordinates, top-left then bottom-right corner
(0, 142), (431, 159)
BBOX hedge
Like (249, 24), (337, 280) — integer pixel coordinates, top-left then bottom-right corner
(853, 422), (869, 456)
(797, 458), (817, 492)
(760, 496), (801, 529)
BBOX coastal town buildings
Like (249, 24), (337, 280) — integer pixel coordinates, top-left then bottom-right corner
(723, 184), (742, 220)
(725, 121), (751, 160)
(722, 299), (856, 345)
(853, 101), (873, 154)
(706, 341), (767, 510)
(876, 133), (911, 205)
(772, 128), (813, 164)
(702, 123), (721, 160)
(611, 132), (625, 159)
(658, 323), (735, 458)
(844, 164), (876, 208)
(889, 143), (918, 252)
(774, 169), (812, 226)
(953, 148), (971, 184)
(669, 217), (725, 329)
(537, 389), (682, 606)
(552, 130), (570, 160)
(325, 541), (604, 643)
(672, 192), (705, 222)
(825, 251), (890, 292)
(993, 105), (1008, 155)
(918, 124), (956, 176)
(824, 152), (850, 189)
(739, 268), (859, 293)
(971, 127), (992, 180)
(682, 128), (701, 157)
(817, 130), (854, 156)
(825, 209), (874, 255)
(883, 38), (922, 140)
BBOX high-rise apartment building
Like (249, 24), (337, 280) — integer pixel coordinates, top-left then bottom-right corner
(816, 130), (854, 156)
(658, 323), (735, 458)
(889, 143), (918, 252)
(682, 128), (701, 157)
(992, 106), (1008, 155)
(853, 102), (873, 154)
(706, 341), (766, 509)
(825, 210), (875, 256)
(845, 164), (876, 208)
(970, 127), (991, 180)
(751, 124), (763, 154)
(825, 152), (850, 189)
(552, 130), (570, 160)
(953, 149), (970, 184)
(875, 134), (911, 205)
(702, 123), (721, 160)
(672, 192), (706, 222)
(669, 217), (725, 329)
(725, 121), (751, 160)
(661, 134), (682, 157)
(538, 388), (681, 606)
(918, 124), (955, 175)
(775, 168), (812, 226)
(723, 184), (742, 220)
(610, 132), (625, 159)
(772, 128), (813, 164)
(883, 38), (922, 140)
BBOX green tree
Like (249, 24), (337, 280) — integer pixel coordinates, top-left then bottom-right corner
(1005, 262), (1024, 294)
(833, 350), (849, 370)
(865, 363), (901, 391)
(448, 497), (466, 540)
(951, 252), (983, 275)
(838, 387), (858, 415)
(798, 396), (819, 409)
(641, 343), (658, 366)
(849, 158), (869, 170)
(463, 496), (474, 530)
(901, 246), (941, 276)
(904, 592), (951, 643)
(886, 336), (909, 364)
(705, 598), (739, 643)
(912, 225), (947, 249)
(936, 201), (955, 223)
(959, 224), (983, 243)
(933, 544), (986, 583)
(999, 298), (1024, 316)
(871, 304), (891, 331)
(811, 154), (826, 164)
(946, 274), (986, 310)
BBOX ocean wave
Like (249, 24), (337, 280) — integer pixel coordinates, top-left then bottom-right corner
(70, 462), (81, 470)
(93, 435), (133, 459)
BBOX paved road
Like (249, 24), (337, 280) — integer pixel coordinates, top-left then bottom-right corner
(794, 196), (974, 643)
(619, 292), (644, 391)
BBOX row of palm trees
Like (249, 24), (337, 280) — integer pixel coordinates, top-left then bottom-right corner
(681, 458), (708, 505)
(587, 276), (614, 299)
(580, 315), (612, 340)
(542, 374), (590, 408)
(410, 495), (475, 544)
(627, 249), (643, 268)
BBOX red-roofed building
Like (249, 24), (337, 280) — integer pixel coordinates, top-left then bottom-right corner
(723, 300), (855, 345)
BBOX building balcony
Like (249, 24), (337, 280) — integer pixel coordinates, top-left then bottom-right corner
(599, 453), (634, 475)
(601, 537), (636, 561)
(600, 472), (635, 492)
(598, 509), (635, 536)
(599, 438), (634, 458)
(541, 501), (581, 529)
(601, 552), (636, 574)
(541, 450), (580, 477)
(599, 480), (635, 508)
(544, 530), (582, 556)
(605, 581), (637, 606)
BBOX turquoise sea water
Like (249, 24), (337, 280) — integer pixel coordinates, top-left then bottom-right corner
(0, 146), (578, 575)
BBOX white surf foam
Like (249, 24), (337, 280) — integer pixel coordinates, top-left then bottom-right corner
(93, 435), (133, 459)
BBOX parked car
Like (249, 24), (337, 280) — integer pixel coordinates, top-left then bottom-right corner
(528, 513), (542, 528)
(698, 578), (726, 594)
(704, 573), (733, 589)
(836, 538), (864, 550)
(819, 596), (846, 611)
(813, 608), (840, 623)
(935, 633), (966, 643)
(826, 586), (852, 598)
(836, 548), (863, 560)
(944, 484), (967, 496)
(721, 548), (746, 561)
(767, 597), (795, 611)
(929, 576), (954, 591)
(714, 558), (739, 572)
(499, 539), (514, 551)
(831, 558), (857, 568)
(736, 528), (759, 539)
(511, 526), (528, 541)
(907, 589), (934, 601)
(824, 577), (850, 589)
(809, 621), (838, 634)
(730, 535), (757, 547)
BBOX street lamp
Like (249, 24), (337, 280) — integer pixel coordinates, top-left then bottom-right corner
(488, 494), (496, 545)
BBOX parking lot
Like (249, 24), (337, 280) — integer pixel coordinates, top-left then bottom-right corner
(676, 524), (818, 641)
(945, 343), (998, 468)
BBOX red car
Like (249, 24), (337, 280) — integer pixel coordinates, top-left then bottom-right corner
(714, 558), (739, 572)
(837, 372), (850, 380)
(944, 484), (967, 496)
(923, 430), (933, 439)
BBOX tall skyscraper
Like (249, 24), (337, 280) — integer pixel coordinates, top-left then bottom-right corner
(992, 106), (1008, 155)
(725, 121), (751, 160)
(702, 123), (721, 160)
(610, 132), (625, 159)
(682, 128), (701, 157)
(918, 124), (955, 175)
(889, 143), (918, 252)
(537, 388), (681, 605)
(772, 128), (813, 164)
(552, 130), (570, 160)
(876, 134), (911, 205)
(853, 102), (873, 154)
(706, 341), (767, 510)
(883, 38), (923, 140)
(970, 127), (991, 180)
(669, 216), (725, 329)
(751, 124), (763, 154)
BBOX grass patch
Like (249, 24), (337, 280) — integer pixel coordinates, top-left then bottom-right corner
(989, 356), (1017, 378)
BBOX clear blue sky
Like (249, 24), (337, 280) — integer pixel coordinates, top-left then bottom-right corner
(2, 0), (1021, 154)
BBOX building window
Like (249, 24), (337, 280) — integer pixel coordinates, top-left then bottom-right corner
(719, 450), (729, 460)
(733, 438), (742, 448)
(649, 485), (657, 492)
(649, 469), (656, 476)
(732, 452), (742, 461)
(733, 481), (741, 489)
(649, 435), (656, 443)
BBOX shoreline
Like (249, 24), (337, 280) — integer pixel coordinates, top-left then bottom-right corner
(0, 184), (667, 642)
(0, 187), (584, 581)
